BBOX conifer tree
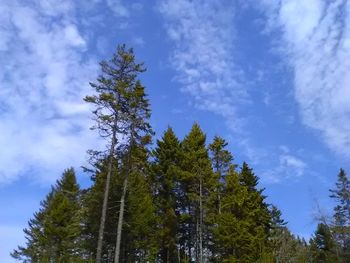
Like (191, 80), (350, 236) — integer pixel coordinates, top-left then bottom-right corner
(208, 136), (233, 215)
(12, 168), (82, 262)
(113, 63), (154, 263)
(329, 168), (350, 259)
(180, 123), (215, 262)
(239, 162), (271, 236)
(85, 44), (148, 263)
(214, 166), (263, 262)
(151, 127), (182, 262)
(310, 223), (339, 262)
(213, 163), (271, 262)
(81, 159), (121, 261)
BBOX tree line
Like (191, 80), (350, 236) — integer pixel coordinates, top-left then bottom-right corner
(12, 45), (350, 262)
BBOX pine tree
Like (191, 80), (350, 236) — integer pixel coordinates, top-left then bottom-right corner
(81, 159), (121, 261)
(310, 223), (339, 262)
(239, 162), (271, 238)
(12, 168), (82, 262)
(214, 166), (263, 262)
(329, 168), (350, 259)
(208, 136), (233, 215)
(151, 127), (182, 262)
(113, 62), (154, 263)
(213, 163), (271, 262)
(180, 123), (216, 262)
(85, 44), (148, 263)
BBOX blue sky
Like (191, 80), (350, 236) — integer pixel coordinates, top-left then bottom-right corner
(1, 0), (349, 261)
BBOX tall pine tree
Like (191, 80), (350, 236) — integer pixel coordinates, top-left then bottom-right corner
(180, 123), (216, 262)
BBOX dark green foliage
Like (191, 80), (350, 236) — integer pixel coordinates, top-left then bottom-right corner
(81, 160), (121, 261)
(151, 127), (182, 262)
(12, 168), (83, 262)
(330, 169), (350, 260)
(213, 166), (270, 262)
(310, 223), (339, 262)
(179, 123), (216, 262)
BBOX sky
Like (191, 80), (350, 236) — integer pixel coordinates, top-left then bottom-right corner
(0, 0), (349, 261)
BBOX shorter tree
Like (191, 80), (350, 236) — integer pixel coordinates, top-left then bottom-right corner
(329, 168), (350, 259)
(310, 223), (339, 262)
(12, 168), (83, 262)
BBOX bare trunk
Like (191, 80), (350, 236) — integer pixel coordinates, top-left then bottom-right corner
(114, 175), (128, 263)
(96, 131), (117, 263)
(199, 175), (203, 263)
(114, 130), (134, 263)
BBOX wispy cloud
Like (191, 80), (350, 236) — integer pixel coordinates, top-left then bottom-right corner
(158, 0), (246, 129)
(0, 0), (130, 184)
(0, 0), (99, 183)
(258, 0), (350, 156)
(260, 146), (307, 183)
(158, 0), (310, 183)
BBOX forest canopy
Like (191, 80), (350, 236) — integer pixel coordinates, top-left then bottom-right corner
(12, 45), (350, 263)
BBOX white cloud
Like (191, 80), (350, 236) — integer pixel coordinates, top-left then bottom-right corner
(158, 0), (246, 128)
(106, 0), (130, 17)
(258, 0), (350, 156)
(0, 0), (100, 183)
(261, 150), (307, 183)
(158, 0), (310, 183)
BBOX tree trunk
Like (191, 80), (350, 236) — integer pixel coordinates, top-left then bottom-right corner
(114, 131), (134, 263)
(199, 175), (203, 263)
(114, 175), (128, 263)
(96, 130), (116, 263)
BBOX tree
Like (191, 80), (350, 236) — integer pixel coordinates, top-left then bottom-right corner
(113, 58), (154, 263)
(239, 162), (271, 237)
(180, 123), (216, 262)
(81, 159), (121, 261)
(310, 223), (339, 262)
(151, 127), (183, 262)
(329, 168), (350, 260)
(85, 44), (148, 263)
(12, 168), (82, 262)
(268, 205), (311, 262)
(208, 136), (233, 215)
(213, 162), (271, 262)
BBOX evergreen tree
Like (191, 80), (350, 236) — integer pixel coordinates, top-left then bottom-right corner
(113, 59), (155, 263)
(12, 168), (82, 262)
(214, 166), (263, 262)
(81, 160), (121, 261)
(330, 168), (350, 260)
(213, 163), (271, 262)
(208, 136), (233, 214)
(151, 127), (182, 262)
(179, 123), (216, 262)
(310, 223), (339, 262)
(85, 44), (151, 263)
(239, 162), (271, 237)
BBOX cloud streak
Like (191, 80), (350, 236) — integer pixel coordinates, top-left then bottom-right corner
(259, 0), (350, 156)
(159, 0), (246, 127)
(0, 0), (128, 183)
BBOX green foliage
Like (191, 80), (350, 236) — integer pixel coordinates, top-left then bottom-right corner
(213, 166), (270, 262)
(179, 123), (216, 262)
(15, 43), (332, 263)
(151, 127), (182, 262)
(329, 169), (350, 260)
(310, 223), (339, 262)
(12, 168), (83, 262)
